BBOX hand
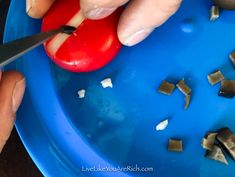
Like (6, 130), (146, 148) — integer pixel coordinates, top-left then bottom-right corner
(26, 0), (182, 46)
(0, 71), (25, 153)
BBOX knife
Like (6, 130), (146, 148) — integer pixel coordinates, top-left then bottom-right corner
(0, 25), (76, 68)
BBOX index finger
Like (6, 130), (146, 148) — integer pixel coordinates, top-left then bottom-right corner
(26, 0), (55, 19)
(80, 0), (129, 19)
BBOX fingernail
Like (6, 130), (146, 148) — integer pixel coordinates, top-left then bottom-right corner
(26, 0), (32, 14)
(85, 7), (116, 19)
(122, 28), (154, 47)
(12, 78), (26, 113)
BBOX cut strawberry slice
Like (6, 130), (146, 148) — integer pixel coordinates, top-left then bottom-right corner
(42, 0), (122, 72)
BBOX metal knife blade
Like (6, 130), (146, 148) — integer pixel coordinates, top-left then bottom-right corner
(0, 25), (76, 68)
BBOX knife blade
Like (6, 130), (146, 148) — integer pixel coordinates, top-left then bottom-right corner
(0, 25), (76, 68)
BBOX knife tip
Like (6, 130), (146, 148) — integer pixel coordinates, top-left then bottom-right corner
(61, 25), (77, 35)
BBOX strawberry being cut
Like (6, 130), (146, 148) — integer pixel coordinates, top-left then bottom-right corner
(42, 0), (122, 72)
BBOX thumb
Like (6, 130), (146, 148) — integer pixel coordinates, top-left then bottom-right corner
(0, 71), (25, 153)
(118, 0), (182, 46)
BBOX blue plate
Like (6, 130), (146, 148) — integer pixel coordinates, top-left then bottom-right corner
(4, 0), (235, 176)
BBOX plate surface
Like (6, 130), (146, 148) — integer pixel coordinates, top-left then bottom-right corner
(4, 0), (235, 177)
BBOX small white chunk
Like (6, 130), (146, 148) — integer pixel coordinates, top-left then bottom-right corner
(77, 89), (86, 98)
(210, 6), (219, 21)
(101, 78), (113, 88)
(156, 119), (169, 131)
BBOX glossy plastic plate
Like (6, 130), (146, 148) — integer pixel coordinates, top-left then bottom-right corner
(4, 0), (235, 177)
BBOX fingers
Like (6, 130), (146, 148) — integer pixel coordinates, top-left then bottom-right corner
(118, 0), (182, 46)
(26, 0), (55, 19)
(0, 71), (26, 153)
(80, 0), (129, 19)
